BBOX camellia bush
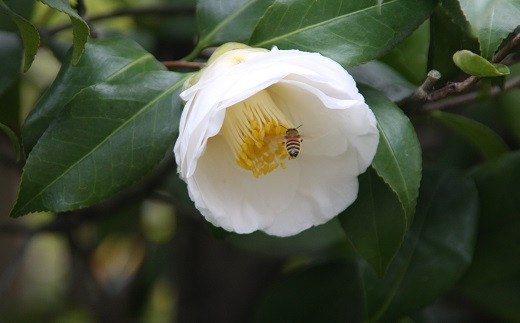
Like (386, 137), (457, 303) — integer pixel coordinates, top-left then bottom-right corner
(1, 0), (519, 321)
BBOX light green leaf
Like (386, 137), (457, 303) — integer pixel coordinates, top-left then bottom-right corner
(458, 0), (520, 59)
(361, 85), (422, 226)
(361, 170), (479, 321)
(11, 71), (188, 217)
(187, 0), (275, 60)
(460, 152), (520, 322)
(453, 49), (509, 77)
(249, 0), (435, 67)
(339, 167), (407, 276)
(431, 110), (510, 160)
(0, 0), (39, 71)
(0, 121), (21, 161)
(22, 37), (165, 155)
(39, 0), (90, 64)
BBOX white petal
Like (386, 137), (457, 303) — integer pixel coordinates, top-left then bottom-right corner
(190, 136), (300, 234)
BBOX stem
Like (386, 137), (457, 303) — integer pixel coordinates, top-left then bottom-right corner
(421, 75), (520, 112)
(162, 60), (205, 69)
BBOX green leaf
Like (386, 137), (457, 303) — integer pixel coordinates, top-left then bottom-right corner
(190, 0), (275, 59)
(0, 31), (22, 95)
(249, 0), (435, 67)
(253, 260), (366, 323)
(22, 37), (165, 155)
(0, 121), (21, 161)
(453, 49), (509, 77)
(339, 167), (407, 276)
(460, 152), (520, 322)
(361, 170), (479, 321)
(458, 0), (520, 60)
(347, 61), (415, 102)
(429, 4), (480, 83)
(39, 0), (90, 64)
(0, 0), (39, 71)
(361, 85), (422, 225)
(10, 71), (188, 217)
(431, 110), (510, 160)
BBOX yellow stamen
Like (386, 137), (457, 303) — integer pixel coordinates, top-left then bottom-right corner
(220, 89), (294, 178)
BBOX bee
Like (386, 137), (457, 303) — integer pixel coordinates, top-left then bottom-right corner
(284, 125), (303, 159)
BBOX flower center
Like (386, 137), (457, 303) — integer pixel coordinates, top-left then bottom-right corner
(220, 90), (294, 178)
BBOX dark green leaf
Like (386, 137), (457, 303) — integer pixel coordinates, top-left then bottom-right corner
(453, 50), (509, 77)
(361, 170), (479, 321)
(253, 260), (366, 323)
(11, 71), (188, 217)
(22, 37), (165, 155)
(189, 0), (275, 59)
(0, 0), (34, 31)
(430, 110), (510, 160)
(339, 167), (407, 276)
(347, 61), (415, 102)
(379, 20), (430, 85)
(0, 0), (39, 71)
(361, 85), (422, 225)
(0, 31), (22, 95)
(0, 121), (20, 161)
(39, 0), (90, 64)
(458, 0), (520, 60)
(459, 152), (520, 322)
(429, 4), (480, 84)
(249, 0), (435, 67)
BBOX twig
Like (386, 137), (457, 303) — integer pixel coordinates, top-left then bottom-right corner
(422, 75), (520, 112)
(162, 60), (205, 69)
(492, 33), (520, 63)
(43, 6), (194, 36)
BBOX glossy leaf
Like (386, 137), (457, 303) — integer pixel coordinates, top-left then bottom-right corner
(339, 167), (407, 276)
(40, 0), (90, 64)
(458, 0), (520, 60)
(22, 37), (165, 155)
(453, 50), (509, 77)
(0, 31), (22, 95)
(361, 85), (422, 225)
(249, 0), (435, 67)
(361, 170), (479, 321)
(11, 71), (188, 217)
(190, 0), (275, 59)
(347, 61), (415, 102)
(431, 110), (510, 160)
(0, 0), (39, 71)
(460, 152), (520, 322)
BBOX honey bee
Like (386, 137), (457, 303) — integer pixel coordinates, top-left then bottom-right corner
(284, 125), (303, 159)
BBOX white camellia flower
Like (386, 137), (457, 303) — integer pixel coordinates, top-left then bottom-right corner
(174, 43), (379, 237)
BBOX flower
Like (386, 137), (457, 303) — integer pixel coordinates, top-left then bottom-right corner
(174, 43), (379, 237)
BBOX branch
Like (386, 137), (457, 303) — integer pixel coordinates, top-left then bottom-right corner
(421, 75), (520, 112)
(405, 31), (520, 108)
(43, 6), (194, 36)
(162, 60), (205, 69)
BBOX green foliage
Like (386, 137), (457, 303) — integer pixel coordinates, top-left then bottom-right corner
(431, 110), (510, 160)
(249, 0), (435, 67)
(364, 86), (422, 225)
(39, 0), (90, 64)
(0, 0), (39, 71)
(255, 170), (479, 322)
(453, 49), (510, 76)
(460, 152), (520, 322)
(457, 0), (520, 60)
(1, 0), (520, 321)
